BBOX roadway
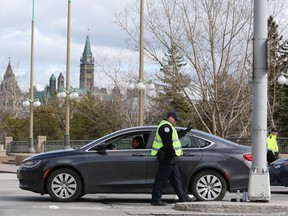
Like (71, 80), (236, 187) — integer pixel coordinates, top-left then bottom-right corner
(1, 171), (288, 216)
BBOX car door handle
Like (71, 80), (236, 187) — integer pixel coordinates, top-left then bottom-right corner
(183, 153), (197, 156)
(132, 153), (146, 157)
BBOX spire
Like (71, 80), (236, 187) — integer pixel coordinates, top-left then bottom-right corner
(4, 61), (15, 79)
(1, 61), (21, 93)
(83, 35), (92, 55)
(50, 74), (56, 80)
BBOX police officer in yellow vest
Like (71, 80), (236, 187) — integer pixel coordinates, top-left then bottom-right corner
(267, 128), (279, 165)
(151, 111), (195, 206)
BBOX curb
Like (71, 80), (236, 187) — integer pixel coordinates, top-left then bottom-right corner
(0, 170), (17, 174)
(174, 201), (288, 214)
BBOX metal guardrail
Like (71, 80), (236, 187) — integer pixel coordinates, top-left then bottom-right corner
(277, 138), (288, 154)
(227, 137), (288, 154)
(5, 137), (288, 154)
(44, 140), (92, 152)
(6, 141), (38, 153)
(6, 140), (92, 153)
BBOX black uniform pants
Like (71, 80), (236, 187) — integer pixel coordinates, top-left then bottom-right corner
(267, 150), (279, 165)
(151, 160), (189, 202)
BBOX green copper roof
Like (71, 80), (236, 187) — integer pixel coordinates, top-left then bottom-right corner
(50, 74), (56, 80)
(83, 35), (92, 55)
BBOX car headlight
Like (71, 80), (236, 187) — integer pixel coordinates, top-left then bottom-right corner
(275, 164), (281, 169)
(21, 160), (41, 168)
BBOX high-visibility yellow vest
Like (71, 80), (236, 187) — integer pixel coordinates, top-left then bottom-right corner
(151, 120), (183, 156)
(267, 134), (279, 153)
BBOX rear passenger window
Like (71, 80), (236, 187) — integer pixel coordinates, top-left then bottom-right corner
(180, 135), (212, 149)
(180, 135), (199, 148)
(193, 136), (212, 148)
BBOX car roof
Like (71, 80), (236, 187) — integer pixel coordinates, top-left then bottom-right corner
(81, 125), (243, 149)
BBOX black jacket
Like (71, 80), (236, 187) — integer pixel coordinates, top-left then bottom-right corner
(157, 120), (186, 160)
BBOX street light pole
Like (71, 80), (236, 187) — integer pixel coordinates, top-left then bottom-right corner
(248, 0), (270, 201)
(64, 0), (71, 149)
(28, 0), (35, 153)
(138, 0), (144, 126)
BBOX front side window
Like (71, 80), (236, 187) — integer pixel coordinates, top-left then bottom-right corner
(105, 132), (150, 150)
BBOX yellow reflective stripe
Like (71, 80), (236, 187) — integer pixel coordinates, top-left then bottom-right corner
(152, 147), (159, 151)
(154, 137), (162, 144)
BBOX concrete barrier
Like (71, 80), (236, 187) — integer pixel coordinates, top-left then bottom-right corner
(0, 145), (5, 156)
(0, 155), (16, 164)
(15, 154), (33, 165)
(5, 153), (34, 165)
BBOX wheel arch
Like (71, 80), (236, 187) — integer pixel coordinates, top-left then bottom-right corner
(187, 167), (231, 193)
(43, 165), (85, 195)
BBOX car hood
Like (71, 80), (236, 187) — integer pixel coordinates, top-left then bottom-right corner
(270, 157), (288, 166)
(23, 148), (76, 161)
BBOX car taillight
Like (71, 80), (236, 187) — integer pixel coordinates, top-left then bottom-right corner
(243, 153), (252, 161)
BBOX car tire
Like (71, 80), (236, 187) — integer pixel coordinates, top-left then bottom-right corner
(191, 170), (227, 201)
(47, 168), (82, 202)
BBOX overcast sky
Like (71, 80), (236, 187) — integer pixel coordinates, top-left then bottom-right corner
(0, 0), (135, 91)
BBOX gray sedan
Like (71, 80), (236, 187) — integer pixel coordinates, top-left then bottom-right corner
(17, 126), (252, 202)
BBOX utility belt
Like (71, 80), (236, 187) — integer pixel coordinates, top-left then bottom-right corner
(157, 148), (177, 164)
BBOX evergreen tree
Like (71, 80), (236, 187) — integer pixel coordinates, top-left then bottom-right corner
(152, 42), (194, 126)
(267, 16), (288, 133)
(274, 39), (288, 135)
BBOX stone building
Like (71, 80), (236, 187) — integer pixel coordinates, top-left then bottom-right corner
(34, 35), (98, 104)
(80, 35), (94, 92)
(0, 62), (24, 117)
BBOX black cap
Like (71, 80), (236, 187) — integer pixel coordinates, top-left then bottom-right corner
(167, 111), (181, 121)
(271, 128), (279, 133)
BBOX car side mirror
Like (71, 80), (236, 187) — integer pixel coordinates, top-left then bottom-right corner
(94, 143), (106, 153)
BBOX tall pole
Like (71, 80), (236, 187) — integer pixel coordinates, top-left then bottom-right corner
(64, 0), (71, 149)
(248, 0), (270, 201)
(138, 0), (144, 126)
(28, 0), (35, 153)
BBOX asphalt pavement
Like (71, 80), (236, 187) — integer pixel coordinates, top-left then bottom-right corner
(1, 163), (288, 215)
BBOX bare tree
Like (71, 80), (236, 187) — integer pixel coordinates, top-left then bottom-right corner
(95, 54), (139, 127)
(70, 53), (150, 136)
(115, 0), (254, 137)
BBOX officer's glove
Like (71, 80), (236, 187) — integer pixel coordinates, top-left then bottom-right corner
(185, 122), (193, 133)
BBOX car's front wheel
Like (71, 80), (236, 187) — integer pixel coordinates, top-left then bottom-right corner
(47, 168), (82, 202)
(190, 170), (227, 201)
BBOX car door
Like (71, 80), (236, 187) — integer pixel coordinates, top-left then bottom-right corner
(86, 132), (152, 193)
(177, 135), (203, 186)
(146, 133), (203, 193)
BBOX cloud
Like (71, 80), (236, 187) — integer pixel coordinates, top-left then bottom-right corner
(0, 0), (135, 91)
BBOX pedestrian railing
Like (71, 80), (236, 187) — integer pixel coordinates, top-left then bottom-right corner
(6, 140), (92, 154)
(6, 141), (38, 153)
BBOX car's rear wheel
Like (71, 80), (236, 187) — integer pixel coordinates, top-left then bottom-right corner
(190, 170), (227, 201)
(47, 168), (82, 202)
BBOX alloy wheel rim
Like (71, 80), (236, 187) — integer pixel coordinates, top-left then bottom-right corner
(196, 174), (222, 200)
(51, 173), (77, 199)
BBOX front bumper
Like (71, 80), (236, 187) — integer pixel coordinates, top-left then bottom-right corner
(17, 166), (46, 194)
